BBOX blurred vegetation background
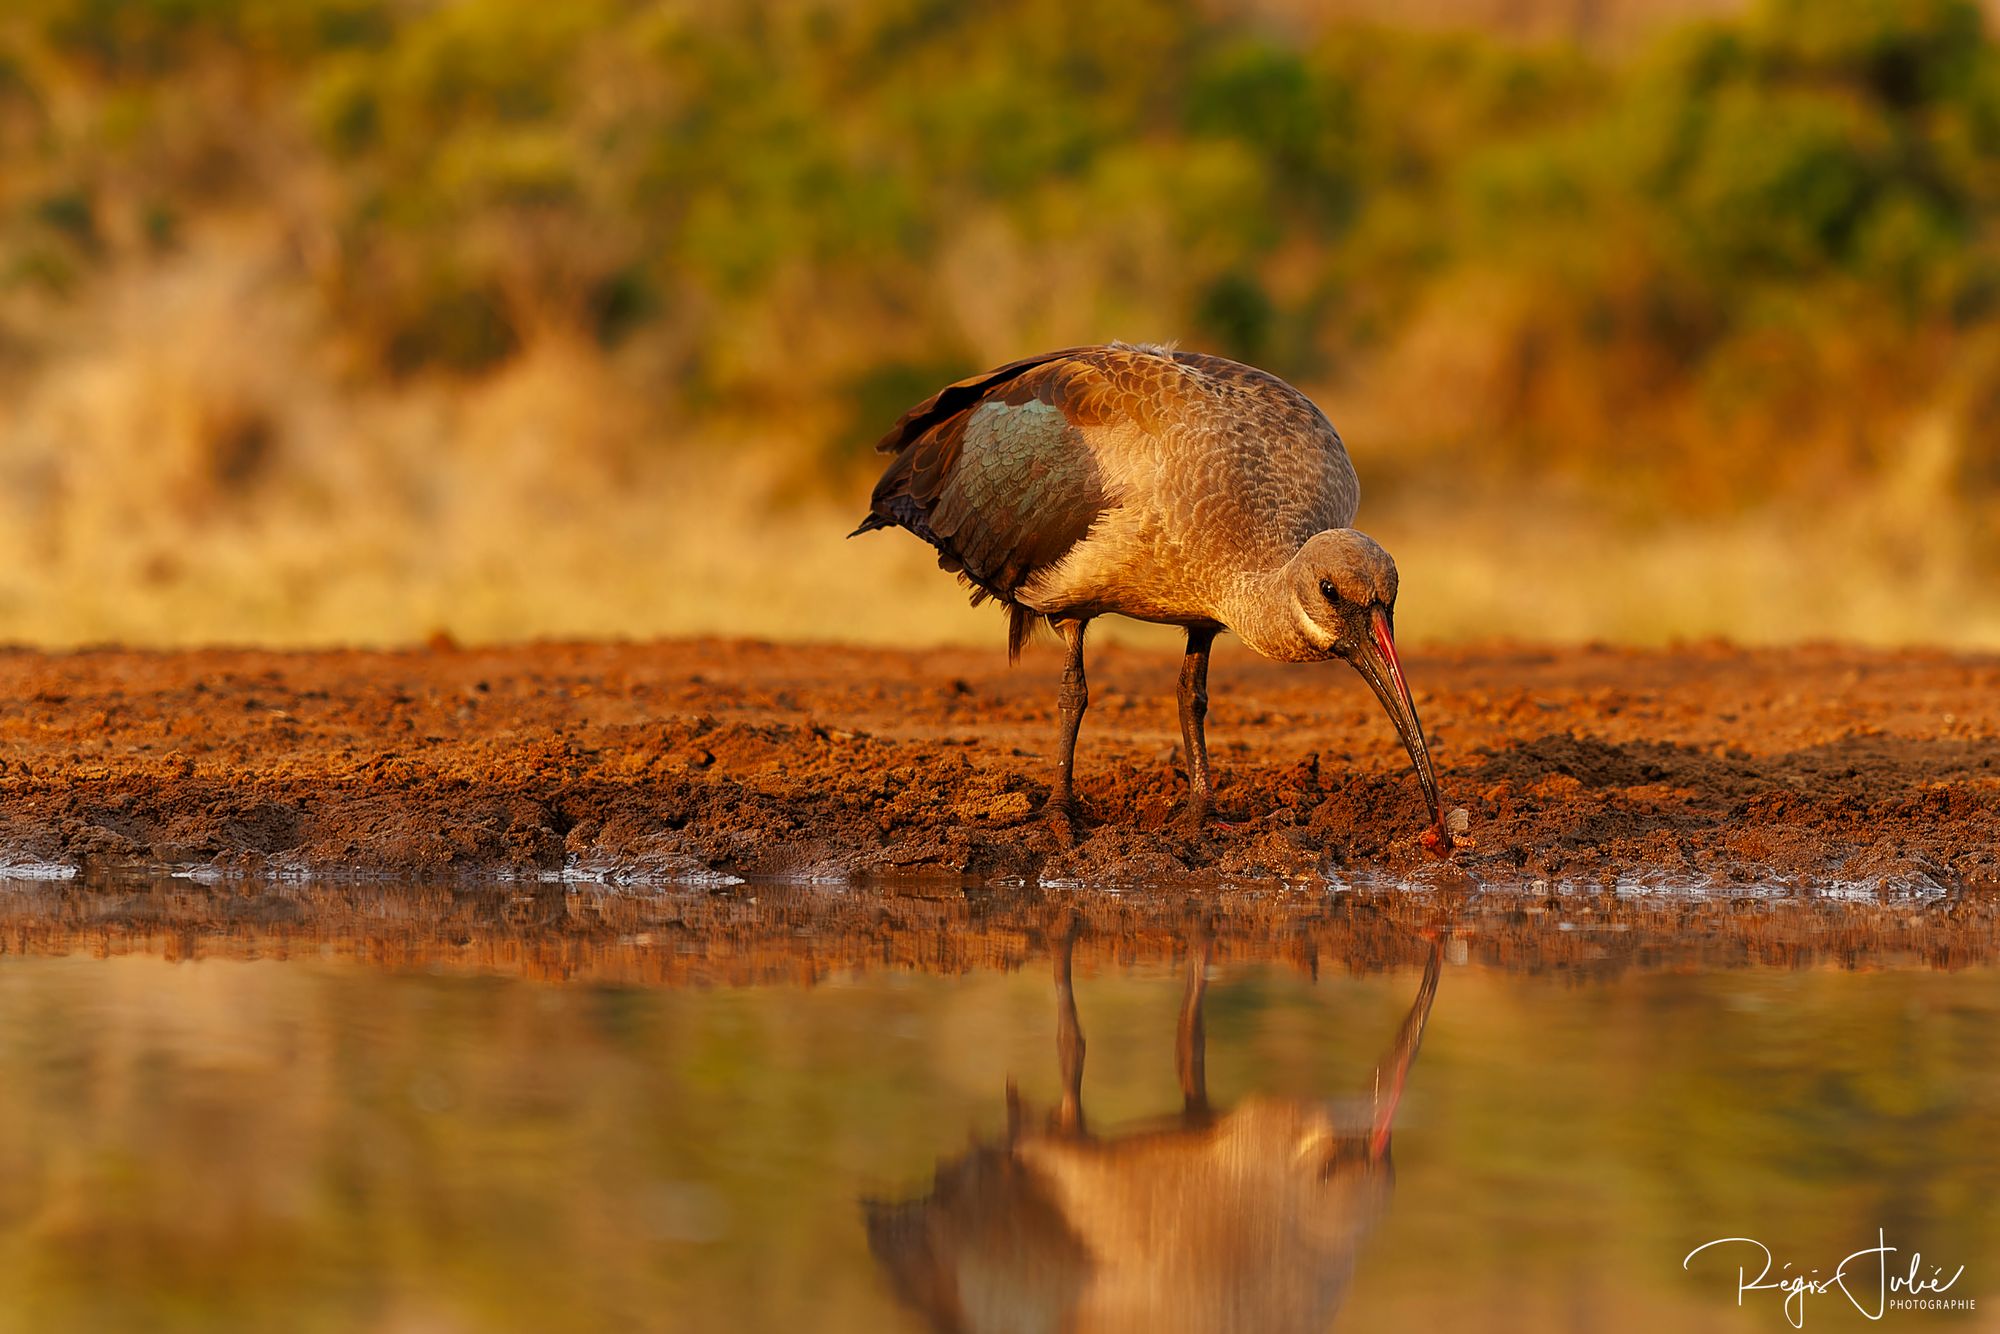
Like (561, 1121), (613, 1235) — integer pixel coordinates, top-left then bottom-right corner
(1, 0), (1997, 648)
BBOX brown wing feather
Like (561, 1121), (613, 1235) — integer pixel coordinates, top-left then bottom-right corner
(854, 348), (1142, 656)
(871, 346), (1098, 457)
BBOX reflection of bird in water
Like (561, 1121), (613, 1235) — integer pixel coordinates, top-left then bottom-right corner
(864, 923), (1444, 1334)
(850, 344), (1451, 850)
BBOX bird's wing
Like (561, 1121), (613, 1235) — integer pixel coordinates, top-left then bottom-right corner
(857, 347), (1146, 613)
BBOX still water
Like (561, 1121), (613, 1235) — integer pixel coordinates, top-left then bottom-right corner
(0, 879), (1994, 1333)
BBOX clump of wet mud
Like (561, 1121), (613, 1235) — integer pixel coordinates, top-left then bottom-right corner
(0, 639), (1994, 891)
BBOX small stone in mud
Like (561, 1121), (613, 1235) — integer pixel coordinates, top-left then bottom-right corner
(1445, 806), (1475, 850)
(1420, 806), (1476, 858)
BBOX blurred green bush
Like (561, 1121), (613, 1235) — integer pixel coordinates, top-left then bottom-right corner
(1, 0), (1997, 507)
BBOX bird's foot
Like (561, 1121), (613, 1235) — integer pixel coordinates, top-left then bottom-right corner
(1043, 797), (1082, 844)
(1176, 796), (1246, 834)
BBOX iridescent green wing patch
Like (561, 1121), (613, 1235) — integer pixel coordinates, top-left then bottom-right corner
(857, 351), (1111, 606)
(927, 400), (1104, 594)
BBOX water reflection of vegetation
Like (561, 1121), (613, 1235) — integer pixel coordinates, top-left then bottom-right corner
(0, 943), (1994, 1331)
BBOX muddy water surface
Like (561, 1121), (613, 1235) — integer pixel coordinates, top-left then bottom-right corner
(0, 877), (1994, 1332)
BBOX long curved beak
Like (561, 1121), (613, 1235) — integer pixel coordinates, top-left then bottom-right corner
(1349, 608), (1448, 851)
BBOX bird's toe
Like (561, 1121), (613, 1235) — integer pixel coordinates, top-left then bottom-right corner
(1177, 796), (1250, 833)
(1043, 797), (1082, 843)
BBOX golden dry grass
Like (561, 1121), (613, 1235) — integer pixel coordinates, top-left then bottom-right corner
(1, 222), (1994, 652)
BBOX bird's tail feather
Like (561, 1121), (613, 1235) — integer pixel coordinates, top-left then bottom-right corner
(1007, 605), (1041, 663)
(854, 511), (1039, 663)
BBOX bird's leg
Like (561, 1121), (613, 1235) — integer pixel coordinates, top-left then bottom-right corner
(1048, 618), (1091, 825)
(1177, 625), (1219, 824)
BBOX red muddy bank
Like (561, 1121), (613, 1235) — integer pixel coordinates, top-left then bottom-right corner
(0, 639), (1994, 891)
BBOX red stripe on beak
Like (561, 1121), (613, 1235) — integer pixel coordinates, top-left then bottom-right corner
(1371, 609), (1406, 700)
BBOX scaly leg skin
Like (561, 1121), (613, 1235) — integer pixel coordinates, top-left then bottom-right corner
(1047, 618), (1090, 835)
(1177, 624), (1220, 828)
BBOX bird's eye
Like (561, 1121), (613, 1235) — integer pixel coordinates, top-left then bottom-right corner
(1318, 579), (1338, 603)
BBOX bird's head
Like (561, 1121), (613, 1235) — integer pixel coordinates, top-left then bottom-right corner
(1291, 530), (1450, 855)
(1290, 530), (1400, 656)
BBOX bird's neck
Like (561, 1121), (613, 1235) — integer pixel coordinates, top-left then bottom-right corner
(1222, 566), (1324, 664)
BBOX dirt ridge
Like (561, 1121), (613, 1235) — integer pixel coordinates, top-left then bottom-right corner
(0, 639), (1994, 890)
